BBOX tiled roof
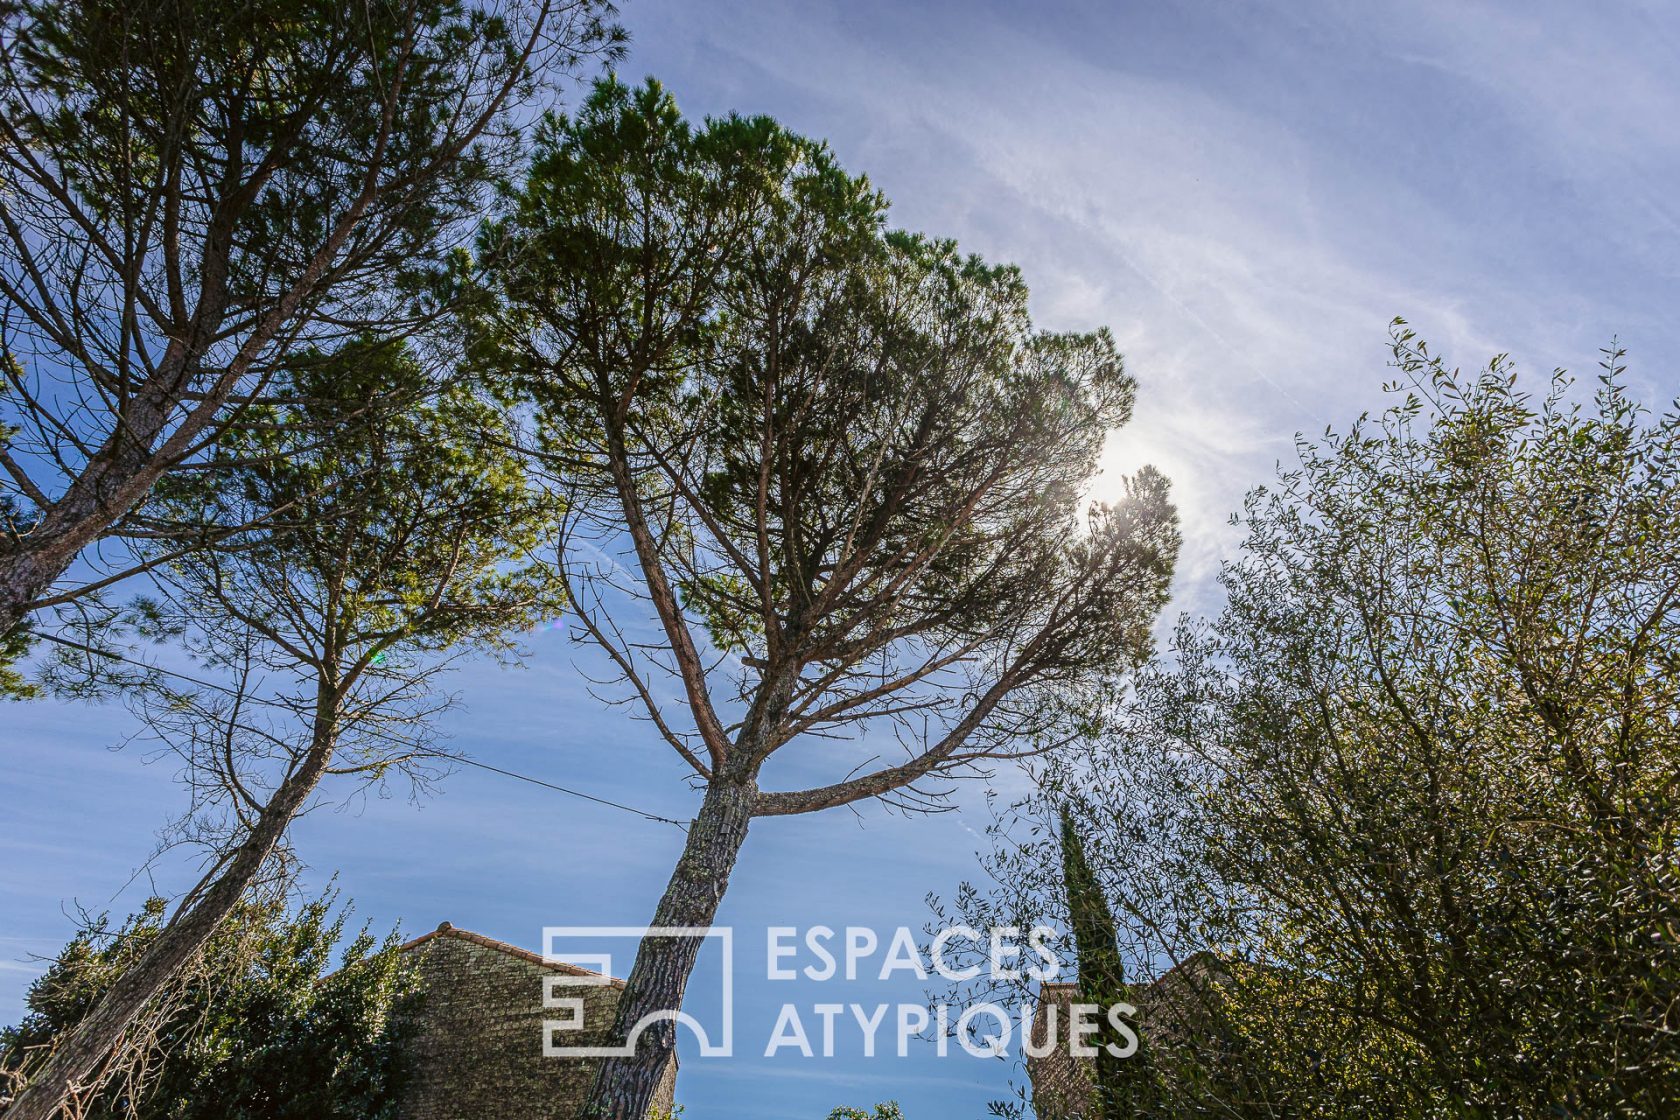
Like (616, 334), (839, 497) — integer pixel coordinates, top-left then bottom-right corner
(398, 922), (628, 990)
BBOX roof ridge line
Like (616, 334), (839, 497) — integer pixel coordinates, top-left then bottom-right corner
(398, 923), (628, 989)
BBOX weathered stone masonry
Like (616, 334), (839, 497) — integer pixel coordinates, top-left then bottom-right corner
(396, 924), (677, 1119)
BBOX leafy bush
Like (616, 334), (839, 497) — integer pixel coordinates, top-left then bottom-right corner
(1, 892), (417, 1119)
(828, 1105), (904, 1120)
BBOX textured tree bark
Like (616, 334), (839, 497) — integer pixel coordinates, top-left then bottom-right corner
(0, 217), (235, 643)
(582, 779), (755, 1119)
(0, 362), (201, 640)
(3, 736), (332, 1120)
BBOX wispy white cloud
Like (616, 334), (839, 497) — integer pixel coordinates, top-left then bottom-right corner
(627, 0), (1680, 614)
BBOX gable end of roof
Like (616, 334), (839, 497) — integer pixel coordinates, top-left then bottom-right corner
(398, 922), (628, 990)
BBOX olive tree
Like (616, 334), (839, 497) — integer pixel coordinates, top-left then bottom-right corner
(477, 79), (1181, 1117)
(0, 0), (620, 669)
(970, 326), (1680, 1118)
(4, 341), (557, 1120)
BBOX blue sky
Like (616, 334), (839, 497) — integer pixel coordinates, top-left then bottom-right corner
(6, 1), (1680, 1116)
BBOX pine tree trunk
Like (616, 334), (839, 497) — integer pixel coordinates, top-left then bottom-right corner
(0, 548), (53, 651)
(582, 779), (755, 1119)
(0, 252), (232, 644)
(3, 737), (332, 1120)
(0, 432), (163, 641)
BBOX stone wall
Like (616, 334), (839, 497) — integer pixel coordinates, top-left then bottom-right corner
(1026, 982), (1095, 1120)
(396, 924), (677, 1119)
(1025, 952), (1236, 1119)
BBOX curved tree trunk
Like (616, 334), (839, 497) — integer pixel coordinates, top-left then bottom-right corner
(4, 734), (333, 1120)
(583, 779), (755, 1119)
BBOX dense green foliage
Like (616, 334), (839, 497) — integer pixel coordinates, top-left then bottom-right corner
(827, 1105), (905, 1120)
(0, 895), (417, 1119)
(475, 78), (1179, 1114)
(481, 79), (1176, 711)
(0, 0), (618, 678)
(1059, 807), (1158, 1120)
(47, 336), (562, 815)
(66, 336), (562, 792)
(147, 339), (559, 678)
(973, 327), (1680, 1118)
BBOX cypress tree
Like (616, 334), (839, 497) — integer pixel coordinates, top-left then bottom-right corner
(1060, 805), (1153, 1118)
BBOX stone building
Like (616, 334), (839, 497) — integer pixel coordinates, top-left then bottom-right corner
(395, 923), (677, 1119)
(1026, 980), (1098, 1120)
(1026, 952), (1232, 1119)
